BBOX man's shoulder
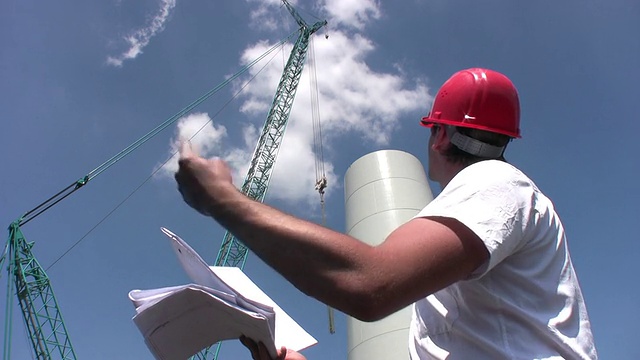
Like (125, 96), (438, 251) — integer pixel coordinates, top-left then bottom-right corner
(454, 160), (527, 186)
(465, 159), (520, 174)
(440, 160), (543, 209)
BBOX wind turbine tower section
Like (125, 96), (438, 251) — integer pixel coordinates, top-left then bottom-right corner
(344, 150), (434, 360)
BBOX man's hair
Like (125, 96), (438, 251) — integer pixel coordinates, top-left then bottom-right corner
(432, 125), (512, 165)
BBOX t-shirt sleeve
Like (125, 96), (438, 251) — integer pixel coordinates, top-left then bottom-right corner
(414, 163), (535, 278)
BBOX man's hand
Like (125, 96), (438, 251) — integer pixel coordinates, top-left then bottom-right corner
(174, 141), (235, 217)
(240, 336), (307, 360)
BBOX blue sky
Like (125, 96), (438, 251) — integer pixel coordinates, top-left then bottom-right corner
(1, 0), (638, 359)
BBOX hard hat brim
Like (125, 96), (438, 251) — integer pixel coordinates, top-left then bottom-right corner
(420, 117), (521, 138)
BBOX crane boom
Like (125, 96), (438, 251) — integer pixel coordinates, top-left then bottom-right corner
(2, 2), (325, 359)
(194, 2), (326, 359)
(214, 3), (326, 269)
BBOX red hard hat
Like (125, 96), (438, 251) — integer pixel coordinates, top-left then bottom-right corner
(421, 68), (521, 138)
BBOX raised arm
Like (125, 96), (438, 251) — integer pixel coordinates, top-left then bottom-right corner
(175, 143), (488, 321)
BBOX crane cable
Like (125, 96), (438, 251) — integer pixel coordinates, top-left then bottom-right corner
(16, 31), (298, 228)
(40, 37), (293, 272)
(308, 35), (335, 334)
(309, 36), (326, 201)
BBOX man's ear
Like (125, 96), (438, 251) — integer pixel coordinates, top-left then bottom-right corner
(431, 126), (450, 151)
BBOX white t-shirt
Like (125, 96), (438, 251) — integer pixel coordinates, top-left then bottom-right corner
(409, 160), (597, 360)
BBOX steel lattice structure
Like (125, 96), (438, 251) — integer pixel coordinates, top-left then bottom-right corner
(4, 222), (77, 360)
(196, 1), (326, 359)
(1, 2), (324, 359)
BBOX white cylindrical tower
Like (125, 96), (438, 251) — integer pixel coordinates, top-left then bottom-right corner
(344, 150), (434, 360)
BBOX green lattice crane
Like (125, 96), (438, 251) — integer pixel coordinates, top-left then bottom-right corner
(3, 219), (79, 360)
(192, 1), (326, 359)
(1, 1), (325, 358)
(214, 1), (325, 269)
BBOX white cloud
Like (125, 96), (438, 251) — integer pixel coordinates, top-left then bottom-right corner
(222, 125), (259, 188)
(308, 32), (430, 144)
(107, 0), (177, 67)
(157, 113), (264, 192)
(159, 0), (432, 208)
(320, 0), (381, 30)
(246, 0), (382, 31)
(157, 109), (336, 208)
(266, 123), (337, 207)
(228, 31), (429, 202)
(248, 3), (281, 32)
(157, 113), (227, 175)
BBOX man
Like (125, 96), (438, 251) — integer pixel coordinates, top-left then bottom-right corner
(175, 68), (597, 359)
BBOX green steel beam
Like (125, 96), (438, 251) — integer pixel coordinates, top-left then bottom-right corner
(2, 3), (325, 359)
(195, 2), (326, 359)
(5, 222), (77, 360)
(214, 4), (326, 270)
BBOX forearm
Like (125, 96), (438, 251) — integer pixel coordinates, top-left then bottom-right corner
(206, 184), (378, 316)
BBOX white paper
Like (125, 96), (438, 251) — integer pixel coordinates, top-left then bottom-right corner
(128, 227), (317, 360)
(211, 266), (317, 351)
(132, 286), (274, 360)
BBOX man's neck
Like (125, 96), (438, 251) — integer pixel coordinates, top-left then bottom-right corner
(437, 162), (470, 189)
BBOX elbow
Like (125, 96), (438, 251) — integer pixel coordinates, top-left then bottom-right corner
(350, 305), (390, 322)
(339, 282), (403, 322)
(357, 293), (406, 321)
(295, 282), (385, 321)
(296, 266), (407, 321)
(347, 295), (401, 322)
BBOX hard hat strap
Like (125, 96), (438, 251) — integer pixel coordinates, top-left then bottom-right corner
(446, 126), (505, 158)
